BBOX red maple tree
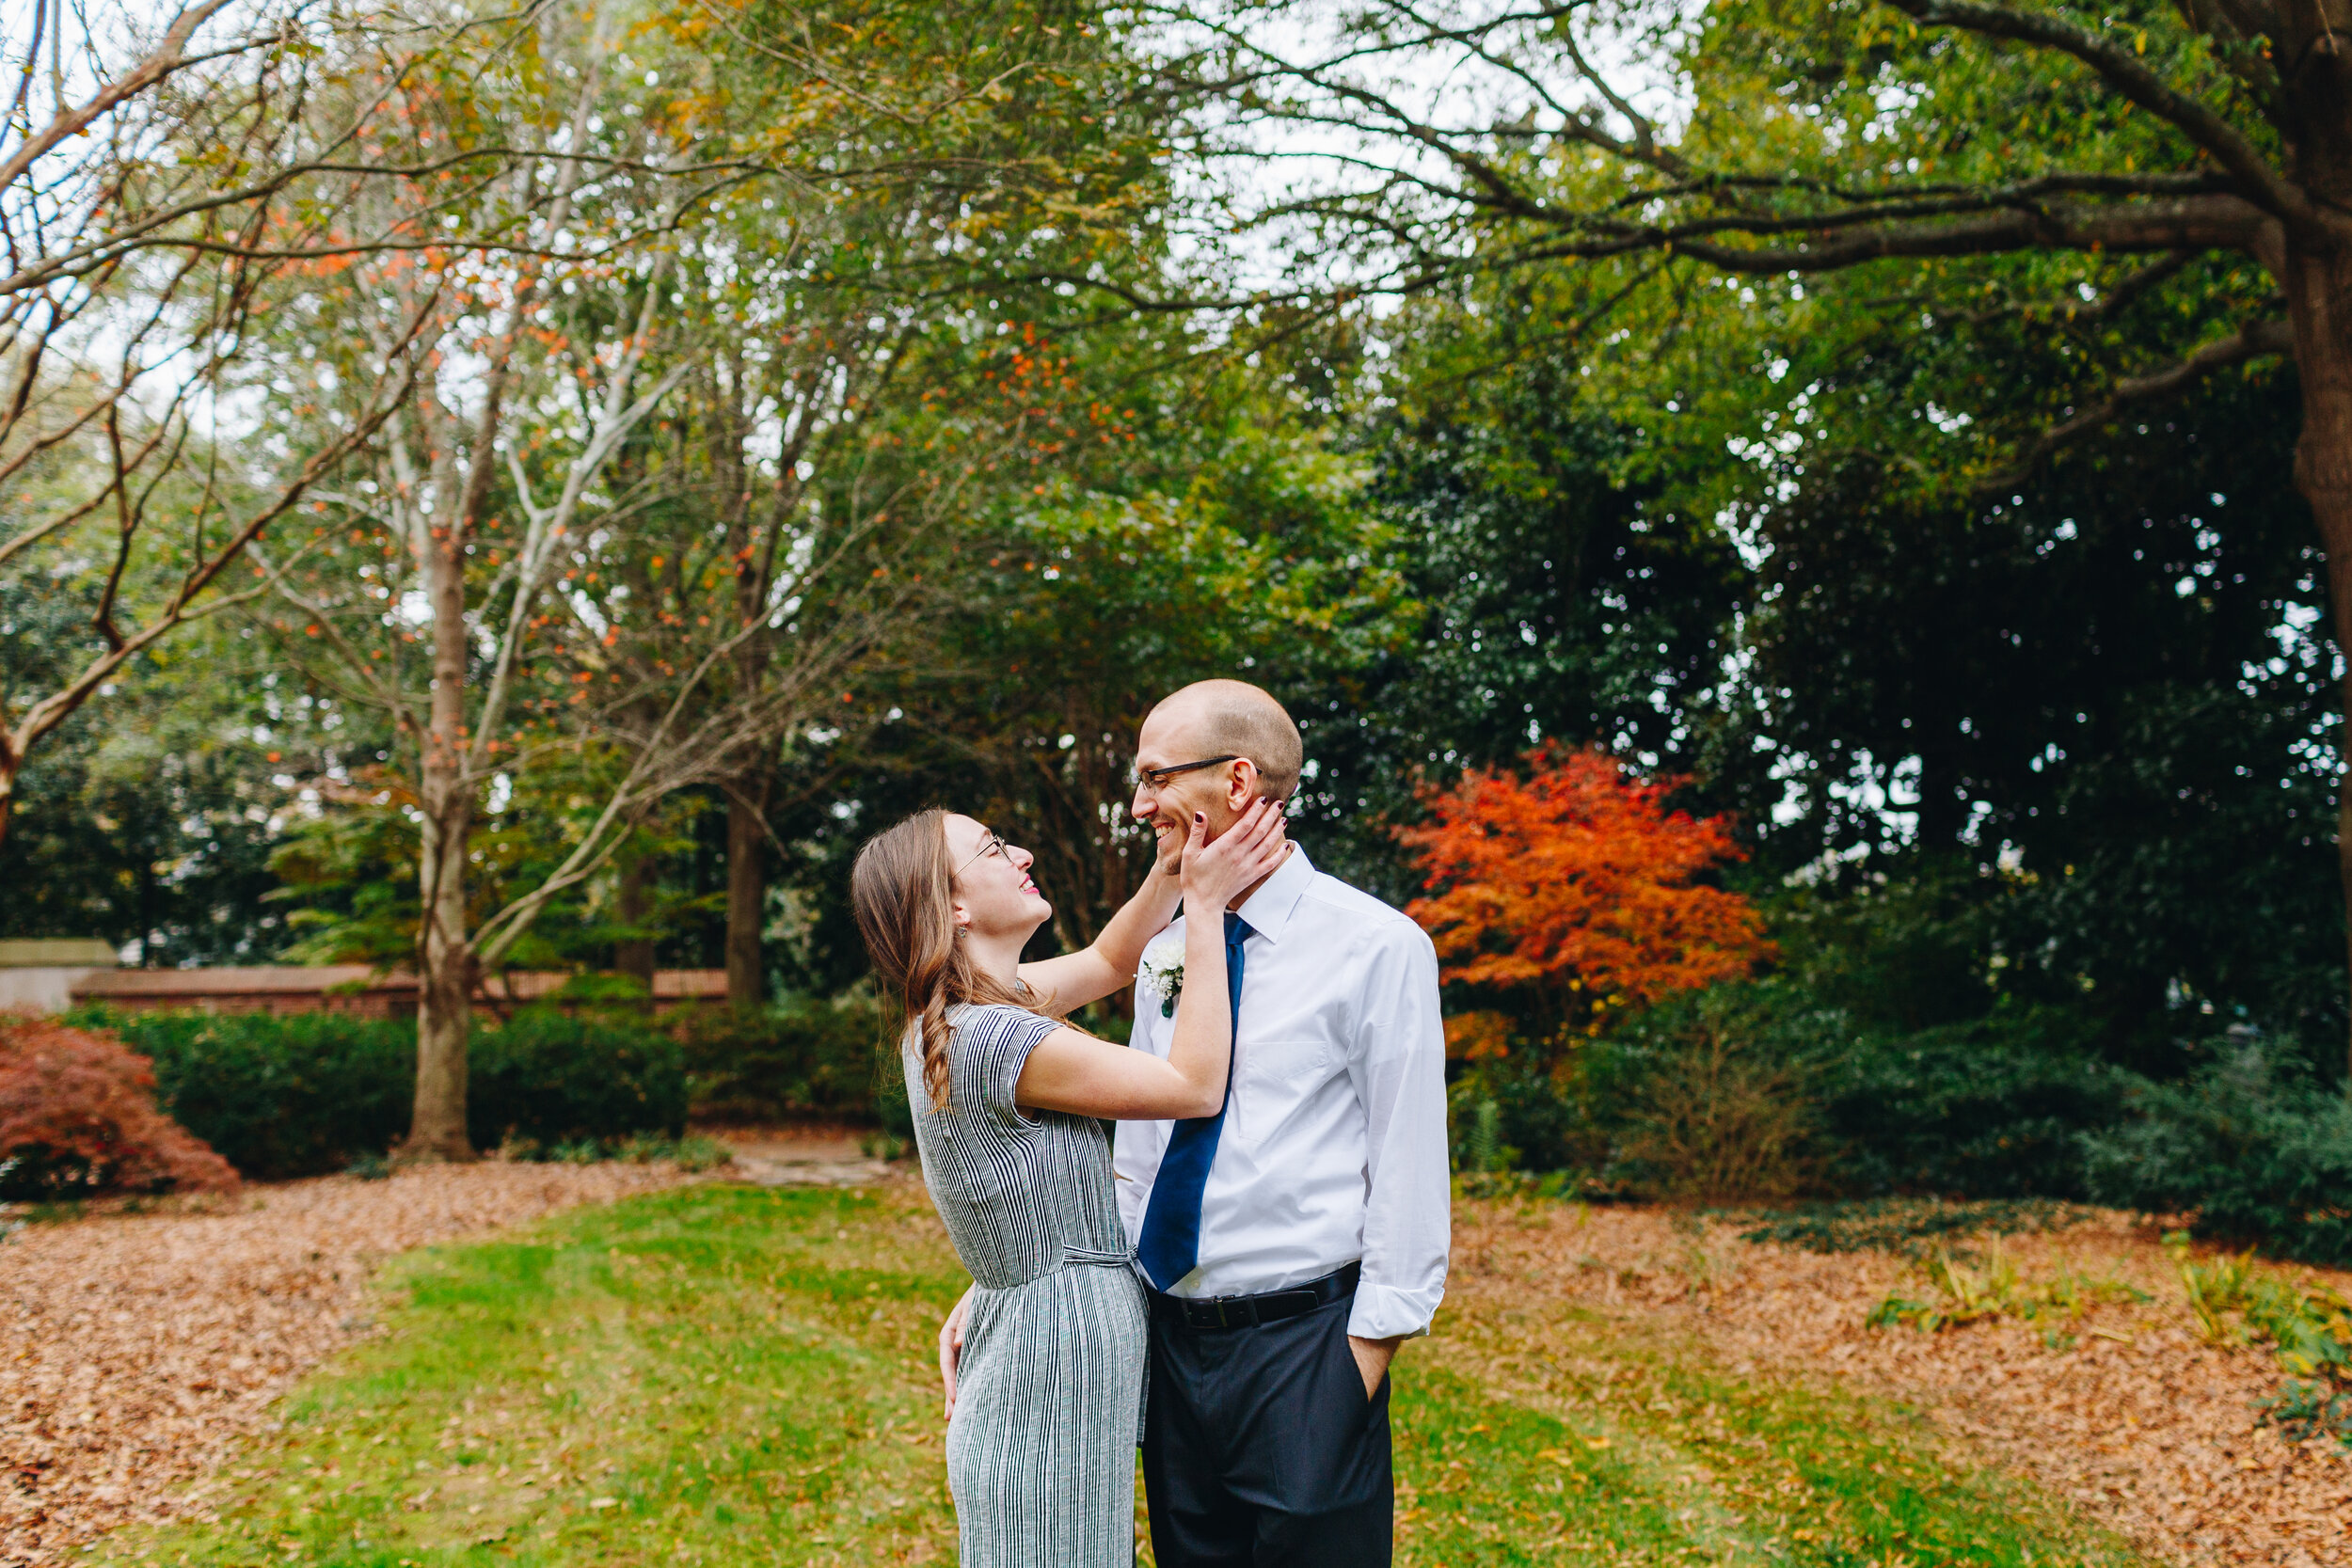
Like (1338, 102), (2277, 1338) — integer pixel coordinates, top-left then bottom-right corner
(1400, 745), (1772, 1048)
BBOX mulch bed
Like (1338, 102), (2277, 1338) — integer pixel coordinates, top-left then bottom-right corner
(1448, 1199), (2352, 1567)
(1, 1162), (702, 1566)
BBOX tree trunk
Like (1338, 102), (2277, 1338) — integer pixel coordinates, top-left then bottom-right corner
(409, 827), (473, 1159)
(615, 844), (657, 995)
(718, 374), (770, 1016)
(725, 778), (767, 1009)
(2281, 236), (2352, 1086)
(404, 507), (476, 1163)
(0, 753), (15, 851)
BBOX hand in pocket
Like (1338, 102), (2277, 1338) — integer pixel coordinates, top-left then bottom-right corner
(1345, 1333), (1397, 1402)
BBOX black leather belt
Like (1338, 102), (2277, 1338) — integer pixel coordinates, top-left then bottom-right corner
(1148, 1261), (1360, 1330)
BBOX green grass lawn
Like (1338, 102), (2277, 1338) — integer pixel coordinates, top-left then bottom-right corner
(100, 1182), (2151, 1568)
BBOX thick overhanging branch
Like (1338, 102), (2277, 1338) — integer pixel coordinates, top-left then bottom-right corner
(1881, 0), (2326, 238)
(1616, 168), (2231, 213)
(1010, 193), (2272, 321)
(1982, 316), (2295, 489)
(1658, 196), (2272, 272)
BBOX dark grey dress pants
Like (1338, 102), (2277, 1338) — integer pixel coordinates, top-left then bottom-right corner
(1140, 1292), (1392, 1567)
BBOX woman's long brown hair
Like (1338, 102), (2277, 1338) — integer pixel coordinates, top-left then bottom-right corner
(850, 809), (1036, 1109)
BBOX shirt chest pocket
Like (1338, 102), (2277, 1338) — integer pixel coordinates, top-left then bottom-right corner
(1238, 1036), (1335, 1095)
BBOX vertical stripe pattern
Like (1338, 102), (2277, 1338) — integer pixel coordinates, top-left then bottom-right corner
(905, 1002), (1147, 1567)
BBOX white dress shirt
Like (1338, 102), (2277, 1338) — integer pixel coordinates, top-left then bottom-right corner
(1114, 844), (1451, 1340)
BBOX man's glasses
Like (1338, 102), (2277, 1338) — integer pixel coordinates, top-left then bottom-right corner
(1133, 754), (1241, 792)
(954, 833), (1014, 879)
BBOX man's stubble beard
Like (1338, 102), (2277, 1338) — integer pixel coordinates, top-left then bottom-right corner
(1151, 807), (1212, 878)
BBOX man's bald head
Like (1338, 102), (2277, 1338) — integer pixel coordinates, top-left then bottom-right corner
(1148, 679), (1303, 801)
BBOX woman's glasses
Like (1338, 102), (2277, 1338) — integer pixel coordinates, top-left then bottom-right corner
(954, 833), (1015, 879)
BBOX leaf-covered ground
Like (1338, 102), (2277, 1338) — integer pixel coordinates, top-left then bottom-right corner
(1440, 1196), (2352, 1565)
(81, 1180), (2153, 1568)
(0, 1162), (698, 1567)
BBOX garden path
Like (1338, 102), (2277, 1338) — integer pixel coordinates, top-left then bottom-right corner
(710, 1126), (893, 1189)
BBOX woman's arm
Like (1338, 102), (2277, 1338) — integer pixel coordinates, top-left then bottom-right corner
(1015, 857), (1183, 1014)
(1014, 802), (1286, 1118)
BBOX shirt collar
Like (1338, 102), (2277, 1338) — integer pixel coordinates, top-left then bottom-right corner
(1230, 840), (1314, 944)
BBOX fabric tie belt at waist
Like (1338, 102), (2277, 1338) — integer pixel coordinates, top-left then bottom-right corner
(1061, 1243), (1140, 1272)
(1148, 1260), (1361, 1331)
(972, 1245), (1142, 1293)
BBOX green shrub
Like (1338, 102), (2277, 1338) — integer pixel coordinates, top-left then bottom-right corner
(1594, 988), (1825, 1202)
(500, 1131), (732, 1172)
(609, 1132), (732, 1172)
(1444, 1036), (1611, 1178)
(468, 1008), (687, 1149)
(676, 991), (895, 1124)
(872, 1051), (914, 1143)
(1863, 1240), (2144, 1333)
(1819, 1005), (2131, 1199)
(1738, 1196), (2094, 1258)
(1581, 987), (2131, 1201)
(1448, 983), (2135, 1205)
(1466, 1099), (1504, 1176)
(75, 1007), (413, 1181)
(2083, 1042), (2352, 1265)
(71, 1005), (689, 1180)
(2257, 1380), (2352, 1450)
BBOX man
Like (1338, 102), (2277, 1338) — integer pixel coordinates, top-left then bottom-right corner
(1117, 678), (1449, 1566)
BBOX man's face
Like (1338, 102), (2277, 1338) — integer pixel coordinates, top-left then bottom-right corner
(1131, 704), (1250, 872)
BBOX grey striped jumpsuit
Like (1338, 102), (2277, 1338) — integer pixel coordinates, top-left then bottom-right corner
(905, 1002), (1148, 1566)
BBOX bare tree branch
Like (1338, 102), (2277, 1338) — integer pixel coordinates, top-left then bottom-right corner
(0, 0), (235, 196)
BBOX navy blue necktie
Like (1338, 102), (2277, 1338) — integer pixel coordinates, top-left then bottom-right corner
(1136, 911), (1247, 1291)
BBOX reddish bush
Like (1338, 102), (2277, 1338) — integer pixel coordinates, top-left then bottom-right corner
(0, 1018), (240, 1198)
(1399, 745), (1772, 1041)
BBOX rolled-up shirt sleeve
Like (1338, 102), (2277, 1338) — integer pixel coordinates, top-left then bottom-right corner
(1345, 918), (1450, 1339)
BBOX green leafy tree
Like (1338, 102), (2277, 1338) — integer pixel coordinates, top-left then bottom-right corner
(242, 0), (1184, 1156)
(921, 375), (1414, 956)
(756, 360), (1417, 1005)
(0, 585), (300, 960)
(1168, 0), (2352, 1072)
(1295, 298), (1751, 898)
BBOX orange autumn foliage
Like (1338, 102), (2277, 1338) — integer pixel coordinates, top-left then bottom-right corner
(0, 1019), (239, 1198)
(1400, 746), (1772, 1036)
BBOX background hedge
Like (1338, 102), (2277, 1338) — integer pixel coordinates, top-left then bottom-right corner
(74, 1007), (691, 1180)
(66, 996), (901, 1181)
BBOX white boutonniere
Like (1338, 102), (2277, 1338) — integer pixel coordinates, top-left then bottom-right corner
(1138, 932), (1186, 1019)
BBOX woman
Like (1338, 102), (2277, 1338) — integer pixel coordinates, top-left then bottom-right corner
(850, 800), (1287, 1567)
